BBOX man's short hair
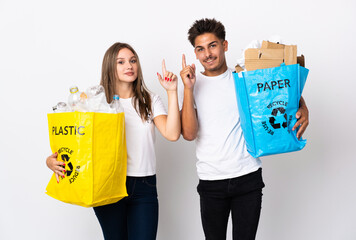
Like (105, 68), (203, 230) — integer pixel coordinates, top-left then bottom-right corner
(188, 18), (226, 47)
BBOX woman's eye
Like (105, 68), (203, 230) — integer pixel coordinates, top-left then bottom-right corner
(130, 59), (137, 63)
(118, 61), (124, 64)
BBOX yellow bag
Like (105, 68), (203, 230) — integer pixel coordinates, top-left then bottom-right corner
(46, 112), (127, 207)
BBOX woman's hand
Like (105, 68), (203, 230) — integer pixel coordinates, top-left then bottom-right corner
(46, 152), (65, 183)
(157, 59), (177, 92)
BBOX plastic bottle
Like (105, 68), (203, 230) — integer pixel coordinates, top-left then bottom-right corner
(110, 95), (124, 113)
(77, 92), (89, 112)
(86, 85), (110, 112)
(86, 85), (105, 98)
(52, 102), (70, 113)
(68, 86), (81, 110)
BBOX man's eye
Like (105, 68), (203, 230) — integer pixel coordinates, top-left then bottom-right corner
(210, 44), (216, 48)
(197, 48), (203, 52)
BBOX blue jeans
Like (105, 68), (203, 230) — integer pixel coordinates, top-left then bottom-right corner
(93, 175), (158, 240)
(197, 168), (265, 240)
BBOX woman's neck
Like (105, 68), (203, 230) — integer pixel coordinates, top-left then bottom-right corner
(115, 82), (134, 99)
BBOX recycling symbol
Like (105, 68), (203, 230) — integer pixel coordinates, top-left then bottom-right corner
(61, 154), (73, 176)
(269, 107), (287, 129)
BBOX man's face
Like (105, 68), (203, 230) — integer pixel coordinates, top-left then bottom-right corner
(194, 33), (228, 75)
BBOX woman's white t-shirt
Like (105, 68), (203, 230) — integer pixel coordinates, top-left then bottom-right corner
(120, 94), (167, 177)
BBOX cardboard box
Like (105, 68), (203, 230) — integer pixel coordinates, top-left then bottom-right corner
(261, 41), (285, 49)
(244, 48), (284, 71)
(261, 41), (297, 65)
(297, 55), (305, 67)
(244, 41), (299, 71)
(235, 64), (244, 73)
(284, 45), (297, 65)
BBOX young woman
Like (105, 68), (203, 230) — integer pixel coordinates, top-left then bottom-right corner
(46, 42), (181, 240)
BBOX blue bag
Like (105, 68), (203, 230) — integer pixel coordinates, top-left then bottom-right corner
(233, 63), (309, 158)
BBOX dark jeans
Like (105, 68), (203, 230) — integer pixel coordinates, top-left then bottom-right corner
(197, 168), (265, 240)
(93, 175), (158, 240)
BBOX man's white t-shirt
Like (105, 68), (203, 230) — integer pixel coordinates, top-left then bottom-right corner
(179, 68), (262, 180)
(120, 94), (167, 177)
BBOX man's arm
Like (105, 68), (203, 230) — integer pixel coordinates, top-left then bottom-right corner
(180, 54), (198, 141)
(181, 88), (198, 140)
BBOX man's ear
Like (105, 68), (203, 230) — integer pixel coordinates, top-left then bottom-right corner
(223, 40), (228, 52)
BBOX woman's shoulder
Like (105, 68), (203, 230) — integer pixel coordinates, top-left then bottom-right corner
(149, 92), (167, 116)
(149, 92), (162, 103)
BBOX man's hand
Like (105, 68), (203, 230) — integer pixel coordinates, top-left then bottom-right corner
(180, 54), (196, 89)
(292, 98), (309, 139)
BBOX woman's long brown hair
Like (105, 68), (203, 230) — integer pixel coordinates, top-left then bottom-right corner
(100, 42), (152, 121)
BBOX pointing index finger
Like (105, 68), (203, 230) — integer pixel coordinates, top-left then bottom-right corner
(162, 59), (166, 76)
(182, 54), (187, 69)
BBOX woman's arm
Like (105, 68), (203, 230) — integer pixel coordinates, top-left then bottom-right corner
(154, 60), (181, 141)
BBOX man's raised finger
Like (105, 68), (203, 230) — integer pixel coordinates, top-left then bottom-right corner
(182, 54), (187, 69)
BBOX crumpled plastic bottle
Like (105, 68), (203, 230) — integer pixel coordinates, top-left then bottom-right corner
(86, 85), (111, 112)
(52, 102), (70, 113)
(53, 85), (116, 113)
(109, 95), (124, 113)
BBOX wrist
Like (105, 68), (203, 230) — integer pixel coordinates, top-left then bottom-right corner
(299, 103), (307, 110)
(166, 89), (177, 93)
(184, 86), (194, 92)
(166, 90), (178, 98)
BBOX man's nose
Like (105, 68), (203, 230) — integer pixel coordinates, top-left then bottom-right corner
(205, 49), (212, 58)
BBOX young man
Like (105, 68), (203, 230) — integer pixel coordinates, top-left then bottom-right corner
(179, 18), (309, 240)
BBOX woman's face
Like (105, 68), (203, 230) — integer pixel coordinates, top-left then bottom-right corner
(116, 48), (138, 83)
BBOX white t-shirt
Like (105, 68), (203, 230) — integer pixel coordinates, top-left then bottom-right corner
(178, 68), (262, 180)
(120, 94), (167, 177)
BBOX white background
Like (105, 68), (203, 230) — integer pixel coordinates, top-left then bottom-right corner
(1, 0), (355, 239)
